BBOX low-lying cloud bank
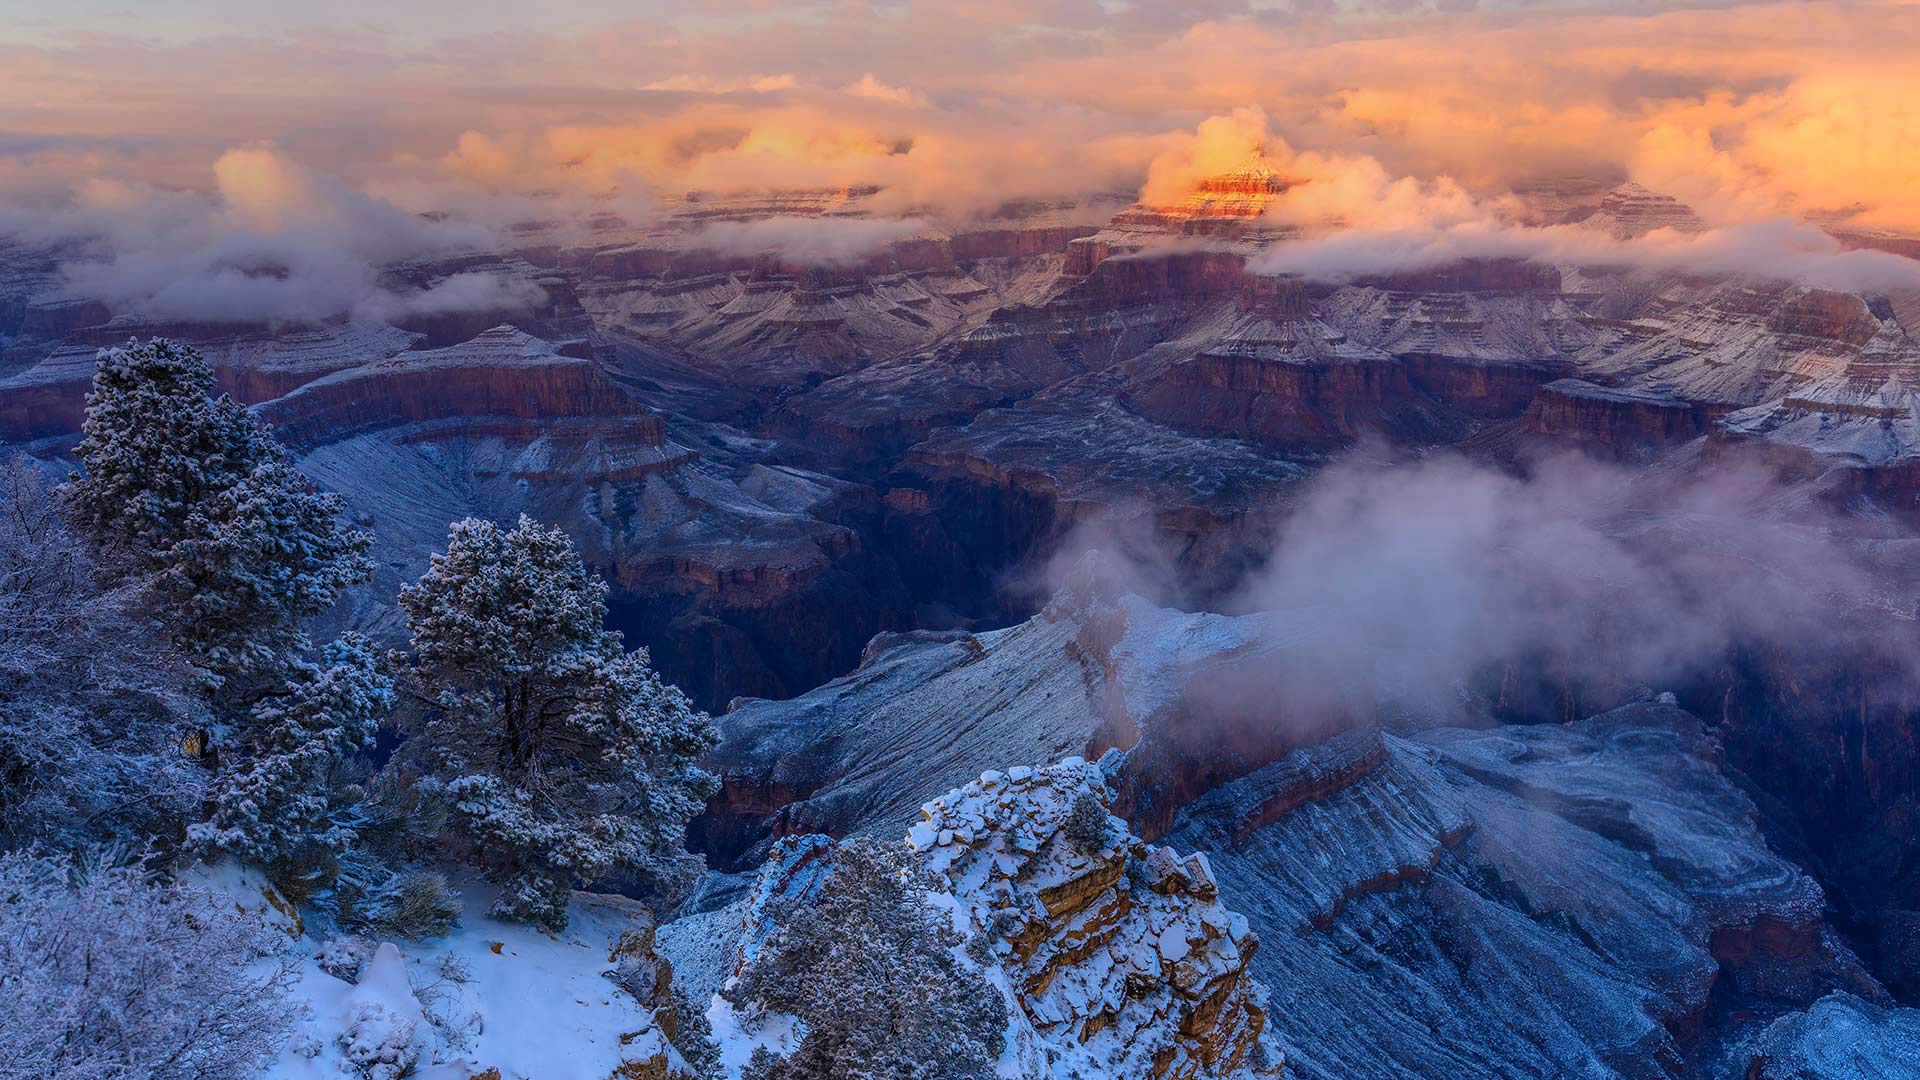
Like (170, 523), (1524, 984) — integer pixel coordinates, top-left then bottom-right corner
(1161, 107), (1920, 291)
(1253, 217), (1920, 292)
(3, 148), (535, 324)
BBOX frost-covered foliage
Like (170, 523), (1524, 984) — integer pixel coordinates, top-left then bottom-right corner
(316, 935), (378, 982)
(669, 987), (725, 1080)
(724, 837), (1008, 1080)
(357, 869), (463, 939)
(397, 515), (719, 930)
(1063, 789), (1110, 854)
(191, 634), (393, 874)
(0, 456), (204, 845)
(0, 848), (293, 1080)
(64, 338), (369, 687)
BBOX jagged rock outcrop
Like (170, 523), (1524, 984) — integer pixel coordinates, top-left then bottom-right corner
(721, 759), (1283, 1080)
(602, 907), (695, 1080)
(909, 758), (1281, 1079)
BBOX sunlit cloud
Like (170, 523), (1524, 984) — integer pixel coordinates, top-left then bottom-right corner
(2, 0), (1916, 314)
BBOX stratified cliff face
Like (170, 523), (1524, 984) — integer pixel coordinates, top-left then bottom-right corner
(6, 178), (1917, 711)
(238, 326), (911, 711)
(1519, 379), (1711, 452)
(699, 581), (1350, 869)
(1578, 182), (1707, 239)
(0, 320), (422, 442)
(565, 194), (1104, 405)
(256, 326), (656, 452)
(1165, 705), (1892, 1080)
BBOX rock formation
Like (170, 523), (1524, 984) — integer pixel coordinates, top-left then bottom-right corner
(909, 757), (1281, 1080)
(700, 580), (1337, 867)
(1518, 378), (1711, 453)
(719, 758), (1283, 1080)
(1577, 182), (1706, 239)
(259, 326), (911, 710)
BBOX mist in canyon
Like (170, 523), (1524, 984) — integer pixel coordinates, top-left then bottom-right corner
(1042, 445), (1920, 729)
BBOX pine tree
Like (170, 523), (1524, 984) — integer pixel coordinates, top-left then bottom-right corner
(1064, 789), (1111, 854)
(668, 987), (725, 1080)
(190, 634), (394, 876)
(64, 338), (370, 688)
(397, 515), (719, 931)
(0, 454), (204, 845)
(725, 837), (1008, 1080)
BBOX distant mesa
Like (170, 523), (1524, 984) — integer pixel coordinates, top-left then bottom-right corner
(1068, 158), (1304, 277)
(1147, 157), (1297, 218)
(1577, 181), (1706, 239)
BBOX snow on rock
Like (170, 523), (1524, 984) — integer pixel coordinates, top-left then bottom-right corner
(917, 758), (1279, 1080)
(732, 758), (1281, 1079)
(706, 584), (1297, 862)
(731, 834), (835, 976)
(337, 945), (440, 1080)
(267, 886), (693, 1080)
(1735, 992), (1920, 1078)
(186, 859), (306, 940)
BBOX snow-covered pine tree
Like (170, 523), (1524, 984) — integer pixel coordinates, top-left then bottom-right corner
(397, 515), (719, 931)
(1064, 789), (1111, 854)
(724, 837), (1008, 1080)
(190, 633), (394, 878)
(63, 338), (370, 688)
(0, 455), (205, 846)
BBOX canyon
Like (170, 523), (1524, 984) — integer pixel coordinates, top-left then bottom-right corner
(6, 171), (1920, 1077)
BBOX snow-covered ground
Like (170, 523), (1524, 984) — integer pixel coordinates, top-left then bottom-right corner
(198, 864), (686, 1080)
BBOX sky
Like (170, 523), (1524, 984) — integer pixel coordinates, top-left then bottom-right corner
(3, 0), (1918, 314)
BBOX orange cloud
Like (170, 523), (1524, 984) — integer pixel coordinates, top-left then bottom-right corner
(1, 0), (1917, 245)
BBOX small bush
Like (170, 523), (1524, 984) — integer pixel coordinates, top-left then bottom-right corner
(363, 869), (462, 939)
(338, 1000), (425, 1080)
(316, 935), (377, 982)
(0, 847), (295, 1080)
(741, 1047), (782, 1080)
